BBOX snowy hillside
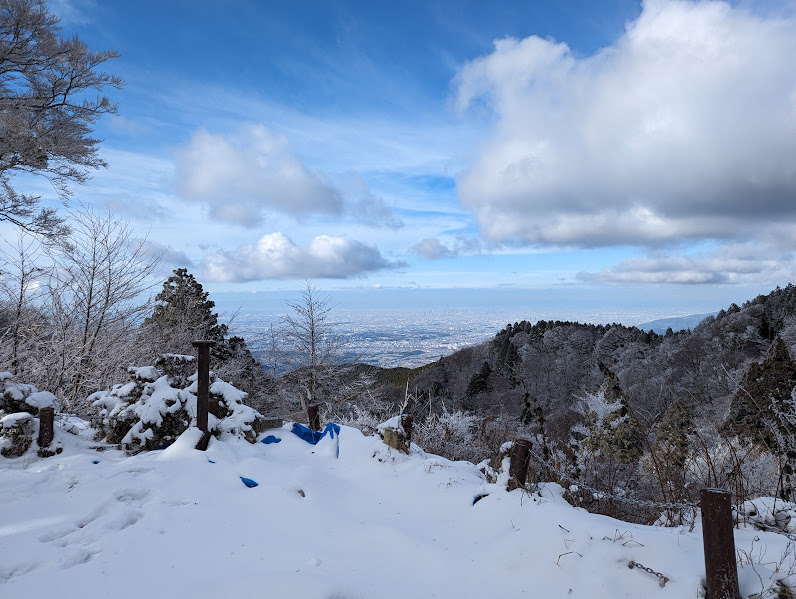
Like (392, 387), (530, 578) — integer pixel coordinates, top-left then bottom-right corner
(1, 422), (793, 598)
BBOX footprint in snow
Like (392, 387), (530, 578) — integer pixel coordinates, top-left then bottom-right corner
(0, 559), (41, 581)
(59, 547), (100, 569)
(114, 487), (151, 506)
(39, 488), (150, 551)
(106, 508), (144, 532)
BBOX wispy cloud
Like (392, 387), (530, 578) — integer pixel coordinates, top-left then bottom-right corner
(455, 0), (796, 248)
(202, 232), (403, 282)
(49, 0), (96, 25)
(133, 238), (193, 271)
(410, 236), (484, 259)
(343, 176), (403, 228)
(578, 242), (796, 285)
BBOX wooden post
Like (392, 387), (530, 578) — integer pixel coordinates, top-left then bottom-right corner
(700, 488), (740, 599)
(196, 431), (212, 451)
(191, 340), (216, 435)
(401, 414), (413, 446)
(38, 406), (54, 447)
(507, 438), (532, 491)
(307, 404), (320, 431)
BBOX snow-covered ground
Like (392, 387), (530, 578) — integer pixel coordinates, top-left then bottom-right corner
(1, 422), (793, 598)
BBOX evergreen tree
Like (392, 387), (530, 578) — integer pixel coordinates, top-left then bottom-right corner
(655, 399), (694, 473)
(465, 361), (492, 398)
(141, 269), (269, 403)
(727, 336), (796, 448)
(145, 268), (227, 350)
(576, 363), (643, 464)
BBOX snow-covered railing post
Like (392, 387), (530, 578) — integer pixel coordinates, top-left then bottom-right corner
(307, 404), (321, 431)
(401, 414), (413, 446)
(507, 439), (532, 491)
(192, 340), (216, 451)
(38, 406), (54, 447)
(700, 488), (740, 599)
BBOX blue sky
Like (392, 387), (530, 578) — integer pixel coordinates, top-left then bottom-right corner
(22, 0), (796, 315)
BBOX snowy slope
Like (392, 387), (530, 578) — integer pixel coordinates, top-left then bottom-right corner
(1, 423), (793, 599)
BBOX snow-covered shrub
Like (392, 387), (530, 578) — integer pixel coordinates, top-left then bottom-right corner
(90, 362), (265, 452)
(0, 412), (34, 457)
(414, 409), (485, 462)
(687, 432), (781, 506)
(332, 403), (388, 436)
(155, 353), (196, 388)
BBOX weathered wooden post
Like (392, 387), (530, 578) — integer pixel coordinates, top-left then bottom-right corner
(307, 404), (321, 431)
(401, 414), (413, 447)
(700, 488), (740, 599)
(38, 406), (54, 447)
(192, 340), (216, 451)
(507, 438), (532, 491)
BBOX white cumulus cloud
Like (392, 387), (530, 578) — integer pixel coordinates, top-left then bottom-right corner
(202, 232), (401, 282)
(455, 0), (796, 248)
(175, 125), (343, 226)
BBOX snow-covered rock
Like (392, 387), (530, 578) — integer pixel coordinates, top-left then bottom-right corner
(25, 391), (57, 410)
(0, 376), (62, 459)
(0, 374), (45, 415)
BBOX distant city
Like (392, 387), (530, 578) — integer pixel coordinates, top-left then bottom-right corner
(222, 299), (714, 369)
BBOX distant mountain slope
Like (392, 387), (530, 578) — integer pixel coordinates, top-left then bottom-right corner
(636, 313), (716, 334)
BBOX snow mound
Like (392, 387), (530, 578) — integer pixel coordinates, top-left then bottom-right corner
(738, 496), (796, 534)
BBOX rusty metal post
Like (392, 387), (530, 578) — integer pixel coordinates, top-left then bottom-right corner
(307, 404), (320, 431)
(700, 488), (740, 599)
(507, 438), (532, 491)
(401, 414), (413, 446)
(191, 340), (216, 434)
(38, 406), (54, 447)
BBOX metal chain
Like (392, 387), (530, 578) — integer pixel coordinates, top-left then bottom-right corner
(628, 560), (670, 587)
(524, 445), (700, 510)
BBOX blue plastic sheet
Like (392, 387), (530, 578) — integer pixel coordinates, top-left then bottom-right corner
(290, 422), (341, 445)
(261, 435), (282, 444)
(240, 477), (259, 488)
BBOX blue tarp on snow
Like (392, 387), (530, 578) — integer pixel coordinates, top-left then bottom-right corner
(291, 422), (341, 445)
(261, 435), (282, 444)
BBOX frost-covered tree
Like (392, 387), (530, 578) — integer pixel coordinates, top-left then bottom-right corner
(44, 207), (161, 405)
(0, 229), (48, 378)
(0, 0), (122, 238)
(280, 280), (348, 410)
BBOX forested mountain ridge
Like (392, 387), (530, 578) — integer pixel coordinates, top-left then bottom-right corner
(403, 283), (796, 424)
(330, 284), (796, 520)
